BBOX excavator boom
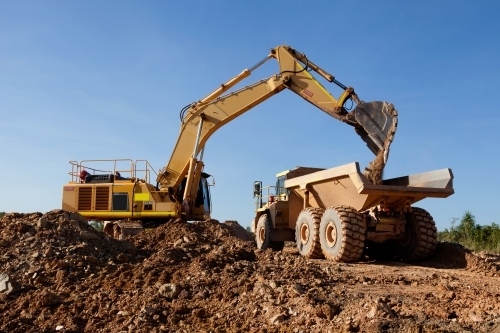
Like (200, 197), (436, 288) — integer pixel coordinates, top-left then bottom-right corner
(156, 45), (398, 208)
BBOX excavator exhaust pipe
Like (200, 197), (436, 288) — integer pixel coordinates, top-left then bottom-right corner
(353, 101), (398, 163)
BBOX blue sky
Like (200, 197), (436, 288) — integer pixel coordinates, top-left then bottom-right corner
(1, 1), (499, 231)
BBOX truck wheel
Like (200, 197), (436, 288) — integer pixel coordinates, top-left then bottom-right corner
(319, 206), (365, 262)
(295, 208), (323, 258)
(255, 214), (284, 251)
(392, 207), (438, 261)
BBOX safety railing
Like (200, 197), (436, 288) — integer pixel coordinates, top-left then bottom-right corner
(255, 185), (287, 211)
(68, 159), (158, 184)
(133, 160), (158, 185)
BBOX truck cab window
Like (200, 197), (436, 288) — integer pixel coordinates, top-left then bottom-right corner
(276, 176), (285, 196)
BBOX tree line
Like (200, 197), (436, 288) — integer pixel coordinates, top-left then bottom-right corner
(438, 211), (500, 253)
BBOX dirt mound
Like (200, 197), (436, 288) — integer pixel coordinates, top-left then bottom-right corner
(427, 242), (500, 273)
(2, 211), (500, 332)
(223, 220), (254, 242)
(0, 210), (138, 332)
(363, 241), (500, 275)
(133, 218), (254, 250)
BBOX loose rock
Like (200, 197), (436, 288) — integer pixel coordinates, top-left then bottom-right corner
(270, 313), (286, 325)
(0, 273), (19, 294)
(158, 283), (180, 300)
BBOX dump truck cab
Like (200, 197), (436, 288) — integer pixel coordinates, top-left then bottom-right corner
(275, 170), (290, 198)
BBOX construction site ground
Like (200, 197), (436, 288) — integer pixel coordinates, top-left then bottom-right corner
(1, 210), (500, 332)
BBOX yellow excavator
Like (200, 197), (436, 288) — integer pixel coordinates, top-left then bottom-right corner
(61, 45), (397, 239)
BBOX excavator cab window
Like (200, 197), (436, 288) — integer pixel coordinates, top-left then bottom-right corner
(195, 179), (204, 208)
(177, 178), (187, 202)
(194, 177), (211, 213)
(201, 177), (211, 214)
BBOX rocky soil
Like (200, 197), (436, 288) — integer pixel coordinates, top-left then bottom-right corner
(1, 210), (500, 332)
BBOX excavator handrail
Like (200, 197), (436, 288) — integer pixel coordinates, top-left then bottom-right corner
(68, 159), (157, 184)
(133, 159), (159, 184)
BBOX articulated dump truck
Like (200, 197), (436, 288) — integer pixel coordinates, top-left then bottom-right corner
(252, 163), (454, 262)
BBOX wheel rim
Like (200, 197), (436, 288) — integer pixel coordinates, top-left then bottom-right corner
(259, 226), (266, 244)
(300, 223), (309, 244)
(325, 221), (337, 248)
(397, 229), (411, 247)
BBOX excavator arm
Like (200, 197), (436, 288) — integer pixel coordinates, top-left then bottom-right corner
(156, 46), (398, 210)
(273, 46), (398, 157)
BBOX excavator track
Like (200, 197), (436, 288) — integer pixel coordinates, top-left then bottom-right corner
(104, 220), (144, 240)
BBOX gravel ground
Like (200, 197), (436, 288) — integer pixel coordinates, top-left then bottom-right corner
(1, 210), (500, 332)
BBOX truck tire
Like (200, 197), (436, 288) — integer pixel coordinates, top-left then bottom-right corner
(319, 206), (365, 262)
(295, 208), (324, 258)
(392, 207), (438, 261)
(255, 214), (284, 251)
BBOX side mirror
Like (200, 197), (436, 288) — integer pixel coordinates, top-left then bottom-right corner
(253, 181), (262, 198)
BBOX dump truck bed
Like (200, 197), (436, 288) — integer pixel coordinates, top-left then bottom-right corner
(284, 162), (453, 212)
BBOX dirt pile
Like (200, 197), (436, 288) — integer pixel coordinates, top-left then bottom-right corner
(2, 211), (500, 333)
(427, 242), (500, 273)
(0, 210), (138, 332)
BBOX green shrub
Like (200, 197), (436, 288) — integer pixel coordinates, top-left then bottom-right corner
(89, 221), (104, 232)
(245, 226), (255, 238)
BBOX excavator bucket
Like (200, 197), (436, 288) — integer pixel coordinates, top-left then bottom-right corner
(353, 101), (398, 163)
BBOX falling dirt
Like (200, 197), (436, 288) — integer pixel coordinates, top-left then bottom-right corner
(2, 210), (500, 332)
(363, 149), (386, 185)
(362, 102), (397, 185)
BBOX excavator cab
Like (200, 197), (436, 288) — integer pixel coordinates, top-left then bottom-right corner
(178, 173), (212, 218)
